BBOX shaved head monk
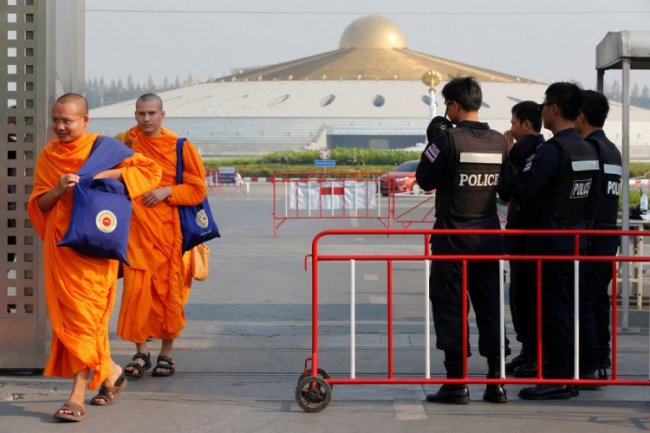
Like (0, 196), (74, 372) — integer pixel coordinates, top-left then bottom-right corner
(116, 93), (208, 379)
(28, 93), (162, 422)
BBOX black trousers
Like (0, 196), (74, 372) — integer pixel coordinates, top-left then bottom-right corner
(540, 260), (575, 378)
(579, 235), (618, 373)
(506, 235), (537, 356)
(430, 259), (508, 358)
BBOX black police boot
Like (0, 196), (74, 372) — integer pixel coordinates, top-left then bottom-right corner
(505, 352), (530, 374)
(579, 371), (603, 390)
(512, 361), (538, 377)
(483, 357), (507, 403)
(518, 384), (573, 400)
(426, 360), (469, 404)
(597, 368), (609, 380)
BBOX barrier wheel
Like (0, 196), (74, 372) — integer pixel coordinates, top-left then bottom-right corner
(297, 368), (330, 385)
(295, 375), (332, 413)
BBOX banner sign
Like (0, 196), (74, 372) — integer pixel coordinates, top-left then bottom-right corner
(289, 180), (377, 210)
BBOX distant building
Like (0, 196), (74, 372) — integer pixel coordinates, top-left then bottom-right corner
(89, 16), (650, 158)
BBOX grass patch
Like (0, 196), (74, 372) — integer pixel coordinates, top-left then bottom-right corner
(204, 149), (420, 177)
(204, 151), (650, 206)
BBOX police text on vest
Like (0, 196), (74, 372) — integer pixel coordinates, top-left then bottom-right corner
(458, 173), (499, 187)
(570, 179), (592, 199)
(606, 180), (620, 196)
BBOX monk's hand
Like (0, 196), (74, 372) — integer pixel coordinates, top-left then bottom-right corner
(37, 173), (80, 212)
(56, 173), (79, 194)
(142, 187), (171, 207)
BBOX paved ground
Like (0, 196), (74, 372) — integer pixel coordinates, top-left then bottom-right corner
(1, 184), (648, 432)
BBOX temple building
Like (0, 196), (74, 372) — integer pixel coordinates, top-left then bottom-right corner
(89, 16), (650, 157)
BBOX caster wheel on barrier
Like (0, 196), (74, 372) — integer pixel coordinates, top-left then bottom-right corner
(295, 375), (332, 413)
(297, 368), (330, 385)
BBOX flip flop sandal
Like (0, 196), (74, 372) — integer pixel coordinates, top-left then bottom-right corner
(152, 355), (176, 377)
(90, 373), (128, 406)
(53, 401), (86, 422)
(124, 352), (151, 379)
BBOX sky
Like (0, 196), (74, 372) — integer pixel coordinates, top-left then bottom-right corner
(85, 0), (650, 91)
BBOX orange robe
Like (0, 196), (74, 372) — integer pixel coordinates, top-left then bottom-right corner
(27, 132), (162, 390)
(117, 126), (207, 342)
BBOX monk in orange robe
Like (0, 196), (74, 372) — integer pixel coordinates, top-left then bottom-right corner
(116, 93), (207, 379)
(28, 93), (162, 421)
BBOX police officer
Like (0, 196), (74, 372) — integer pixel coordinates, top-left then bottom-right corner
(575, 90), (621, 383)
(497, 101), (545, 378)
(416, 77), (509, 404)
(515, 82), (600, 400)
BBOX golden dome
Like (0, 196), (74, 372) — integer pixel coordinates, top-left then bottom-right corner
(217, 15), (536, 83)
(339, 16), (407, 49)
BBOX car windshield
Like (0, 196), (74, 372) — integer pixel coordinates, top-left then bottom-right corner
(394, 161), (418, 172)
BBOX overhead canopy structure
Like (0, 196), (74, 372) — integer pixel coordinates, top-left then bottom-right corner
(596, 31), (650, 72)
(596, 31), (650, 329)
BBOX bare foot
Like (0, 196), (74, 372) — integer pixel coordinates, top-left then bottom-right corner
(125, 357), (147, 375)
(104, 362), (123, 387)
(53, 401), (86, 422)
(152, 354), (175, 377)
(124, 351), (151, 378)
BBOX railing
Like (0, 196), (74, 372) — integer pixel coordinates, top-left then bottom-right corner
(385, 187), (507, 228)
(295, 228), (650, 412)
(272, 172), (389, 237)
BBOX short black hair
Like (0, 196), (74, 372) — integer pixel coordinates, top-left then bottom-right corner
(512, 101), (542, 132)
(56, 93), (89, 114)
(581, 90), (609, 128)
(441, 77), (482, 111)
(544, 82), (584, 121)
(136, 93), (163, 110)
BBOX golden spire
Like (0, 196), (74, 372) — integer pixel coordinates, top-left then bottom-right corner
(421, 69), (442, 91)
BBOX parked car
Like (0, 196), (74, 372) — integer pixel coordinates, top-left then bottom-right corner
(379, 160), (421, 196)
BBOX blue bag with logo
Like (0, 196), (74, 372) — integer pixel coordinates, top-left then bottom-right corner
(58, 136), (135, 263)
(176, 138), (220, 252)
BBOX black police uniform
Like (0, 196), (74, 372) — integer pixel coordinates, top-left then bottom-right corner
(497, 134), (544, 364)
(579, 130), (621, 375)
(416, 120), (508, 359)
(515, 128), (599, 379)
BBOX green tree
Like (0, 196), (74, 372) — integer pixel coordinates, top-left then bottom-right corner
(641, 85), (650, 109)
(145, 75), (156, 92)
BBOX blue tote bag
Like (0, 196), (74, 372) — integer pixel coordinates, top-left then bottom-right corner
(176, 138), (220, 252)
(58, 136), (134, 263)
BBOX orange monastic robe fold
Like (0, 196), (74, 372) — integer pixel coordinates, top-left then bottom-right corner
(27, 132), (162, 390)
(117, 126), (207, 343)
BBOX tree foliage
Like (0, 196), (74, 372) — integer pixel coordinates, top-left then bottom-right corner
(604, 80), (650, 109)
(84, 75), (185, 109)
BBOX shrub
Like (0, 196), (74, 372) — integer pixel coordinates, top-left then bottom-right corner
(204, 151), (650, 204)
(205, 149), (420, 177)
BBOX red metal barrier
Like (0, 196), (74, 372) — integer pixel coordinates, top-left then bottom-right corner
(295, 228), (650, 412)
(386, 188), (507, 228)
(272, 172), (390, 237)
(272, 174), (509, 236)
(387, 190), (437, 228)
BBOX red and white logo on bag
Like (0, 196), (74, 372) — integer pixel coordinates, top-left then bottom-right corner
(195, 209), (209, 228)
(96, 210), (117, 233)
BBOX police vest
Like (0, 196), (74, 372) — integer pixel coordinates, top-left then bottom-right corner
(436, 127), (507, 219)
(539, 135), (599, 219)
(587, 132), (622, 226)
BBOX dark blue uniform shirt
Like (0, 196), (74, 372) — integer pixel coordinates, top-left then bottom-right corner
(416, 120), (502, 254)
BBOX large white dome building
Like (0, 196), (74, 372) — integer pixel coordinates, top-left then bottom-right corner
(89, 16), (650, 158)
